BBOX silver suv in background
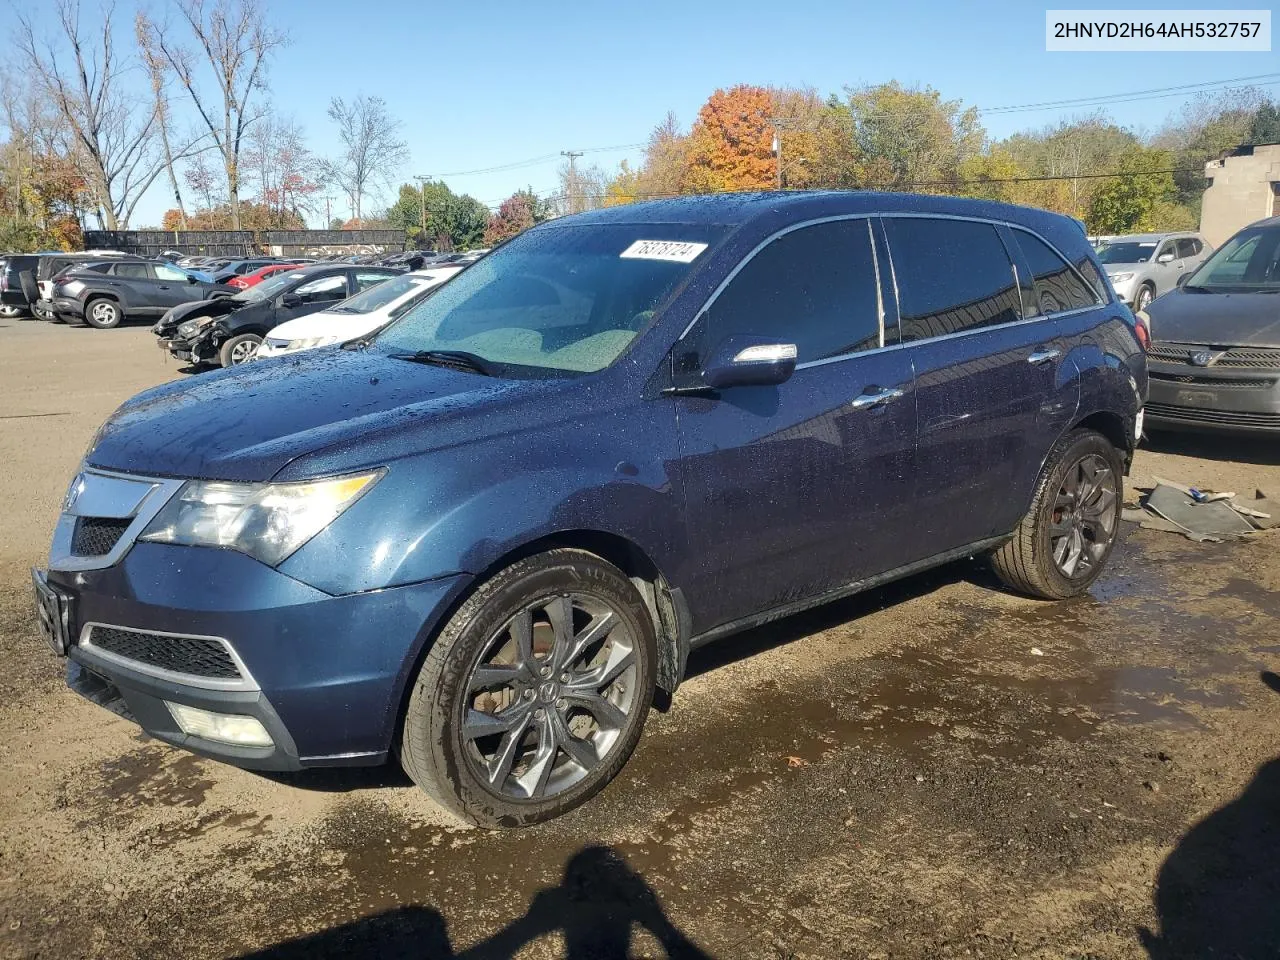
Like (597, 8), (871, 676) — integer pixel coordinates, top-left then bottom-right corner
(1096, 233), (1212, 311)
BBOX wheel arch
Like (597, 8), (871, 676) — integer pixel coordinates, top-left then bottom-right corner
(387, 527), (688, 759)
(1072, 409), (1133, 469)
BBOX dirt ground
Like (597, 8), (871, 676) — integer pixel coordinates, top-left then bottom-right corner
(2, 318), (1279, 960)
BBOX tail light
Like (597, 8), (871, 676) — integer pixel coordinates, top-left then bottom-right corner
(1133, 310), (1151, 351)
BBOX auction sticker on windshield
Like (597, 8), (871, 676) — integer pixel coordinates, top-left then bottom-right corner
(620, 240), (708, 263)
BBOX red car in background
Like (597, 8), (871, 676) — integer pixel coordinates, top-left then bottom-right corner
(226, 263), (300, 290)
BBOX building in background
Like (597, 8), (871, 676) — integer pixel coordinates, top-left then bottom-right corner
(1200, 142), (1280, 247)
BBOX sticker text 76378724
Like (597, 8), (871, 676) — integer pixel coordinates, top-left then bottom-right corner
(619, 240), (709, 263)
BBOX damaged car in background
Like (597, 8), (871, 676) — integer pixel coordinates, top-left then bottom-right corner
(154, 264), (401, 368)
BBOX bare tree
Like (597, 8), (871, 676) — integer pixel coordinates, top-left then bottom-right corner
(138, 0), (286, 230)
(244, 111), (320, 226)
(320, 95), (408, 225)
(135, 12), (187, 229)
(15, 0), (173, 229)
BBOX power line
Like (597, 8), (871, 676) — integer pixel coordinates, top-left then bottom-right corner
(433, 142), (644, 178)
(981, 72), (1280, 114)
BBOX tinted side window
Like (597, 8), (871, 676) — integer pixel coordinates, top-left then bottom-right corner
(112, 263), (152, 279)
(885, 218), (1020, 341)
(1013, 230), (1099, 314)
(696, 219), (881, 364)
(1176, 238), (1198, 258)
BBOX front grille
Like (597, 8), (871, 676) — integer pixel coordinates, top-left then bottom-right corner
(1148, 342), (1280, 369)
(88, 626), (242, 680)
(1145, 402), (1280, 429)
(1149, 372), (1277, 389)
(71, 517), (131, 556)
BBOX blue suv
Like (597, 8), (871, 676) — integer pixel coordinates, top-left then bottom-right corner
(32, 193), (1146, 827)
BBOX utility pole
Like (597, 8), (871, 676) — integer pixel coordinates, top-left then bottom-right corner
(561, 150), (583, 214)
(413, 175), (431, 246)
(769, 119), (785, 191)
(323, 195), (333, 229)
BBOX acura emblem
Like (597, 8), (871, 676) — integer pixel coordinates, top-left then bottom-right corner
(1190, 350), (1213, 367)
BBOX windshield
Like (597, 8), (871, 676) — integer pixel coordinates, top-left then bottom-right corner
(374, 224), (726, 375)
(1185, 224), (1280, 291)
(231, 270), (310, 303)
(330, 274), (419, 314)
(1098, 241), (1157, 264)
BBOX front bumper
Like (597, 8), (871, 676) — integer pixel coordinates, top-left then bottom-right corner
(1146, 360), (1280, 434)
(41, 542), (469, 770)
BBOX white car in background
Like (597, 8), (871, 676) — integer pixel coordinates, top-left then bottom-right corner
(255, 266), (462, 359)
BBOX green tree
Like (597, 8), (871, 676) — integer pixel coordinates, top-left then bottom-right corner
(1087, 148), (1176, 233)
(1250, 101), (1280, 144)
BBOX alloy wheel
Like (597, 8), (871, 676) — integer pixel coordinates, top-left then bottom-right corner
(461, 593), (638, 801)
(1135, 286), (1152, 310)
(1050, 452), (1118, 579)
(229, 340), (258, 363)
(90, 302), (117, 324)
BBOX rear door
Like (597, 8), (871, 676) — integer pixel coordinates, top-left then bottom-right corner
(883, 216), (1075, 551)
(672, 217), (918, 633)
(109, 262), (162, 314)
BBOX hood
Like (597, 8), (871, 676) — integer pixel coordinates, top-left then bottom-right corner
(86, 348), (558, 482)
(1145, 286), (1280, 347)
(269, 310), (388, 343)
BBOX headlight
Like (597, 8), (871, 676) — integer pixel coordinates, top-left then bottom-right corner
(1109, 272), (1134, 283)
(140, 470), (383, 566)
(176, 317), (213, 339)
(289, 336), (340, 350)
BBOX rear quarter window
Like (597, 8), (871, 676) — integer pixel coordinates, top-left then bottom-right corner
(1012, 230), (1100, 314)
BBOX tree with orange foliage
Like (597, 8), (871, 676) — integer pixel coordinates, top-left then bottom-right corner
(684, 85), (776, 193)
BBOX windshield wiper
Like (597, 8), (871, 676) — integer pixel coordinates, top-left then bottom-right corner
(1181, 283), (1213, 293)
(388, 349), (494, 375)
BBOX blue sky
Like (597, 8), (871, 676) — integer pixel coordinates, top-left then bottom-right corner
(31, 0), (1280, 225)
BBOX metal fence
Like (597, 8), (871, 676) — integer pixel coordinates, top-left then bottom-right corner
(83, 229), (407, 258)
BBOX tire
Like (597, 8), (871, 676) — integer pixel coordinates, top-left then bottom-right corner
(990, 429), (1124, 600)
(0, 305), (23, 319)
(219, 333), (262, 367)
(83, 298), (122, 329)
(401, 548), (657, 828)
(1134, 283), (1154, 311)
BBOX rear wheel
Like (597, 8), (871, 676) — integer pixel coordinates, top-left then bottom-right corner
(219, 333), (262, 367)
(84, 298), (122, 329)
(401, 549), (657, 828)
(990, 429), (1124, 599)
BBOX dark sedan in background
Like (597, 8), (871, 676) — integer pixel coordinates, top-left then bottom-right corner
(1143, 215), (1280, 435)
(154, 263), (401, 367)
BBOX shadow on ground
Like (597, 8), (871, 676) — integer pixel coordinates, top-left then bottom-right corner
(1140, 670), (1280, 959)
(235, 844), (711, 959)
(1143, 431), (1280, 468)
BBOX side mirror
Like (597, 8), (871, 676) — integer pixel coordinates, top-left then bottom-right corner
(701, 337), (798, 390)
(1157, 252), (1175, 264)
(281, 292), (301, 308)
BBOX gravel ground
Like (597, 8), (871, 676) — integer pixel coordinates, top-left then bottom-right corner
(1, 318), (1279, 959)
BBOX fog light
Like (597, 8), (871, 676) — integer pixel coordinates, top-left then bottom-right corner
(165, 702), (273, 747)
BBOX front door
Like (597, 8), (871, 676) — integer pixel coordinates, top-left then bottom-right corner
(671, 218), (918, 635)
(153, 263), (198, 309)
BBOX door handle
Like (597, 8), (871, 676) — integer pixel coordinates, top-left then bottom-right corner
(1027, 348), (1061, 365)
(850, 386), (906, 410)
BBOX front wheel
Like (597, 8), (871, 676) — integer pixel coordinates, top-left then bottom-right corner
(990, 429), (1124, 599)
(1134, 283), (1154, 311)
(401, 549), (657, 828)
(219, 333), (262, 367)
